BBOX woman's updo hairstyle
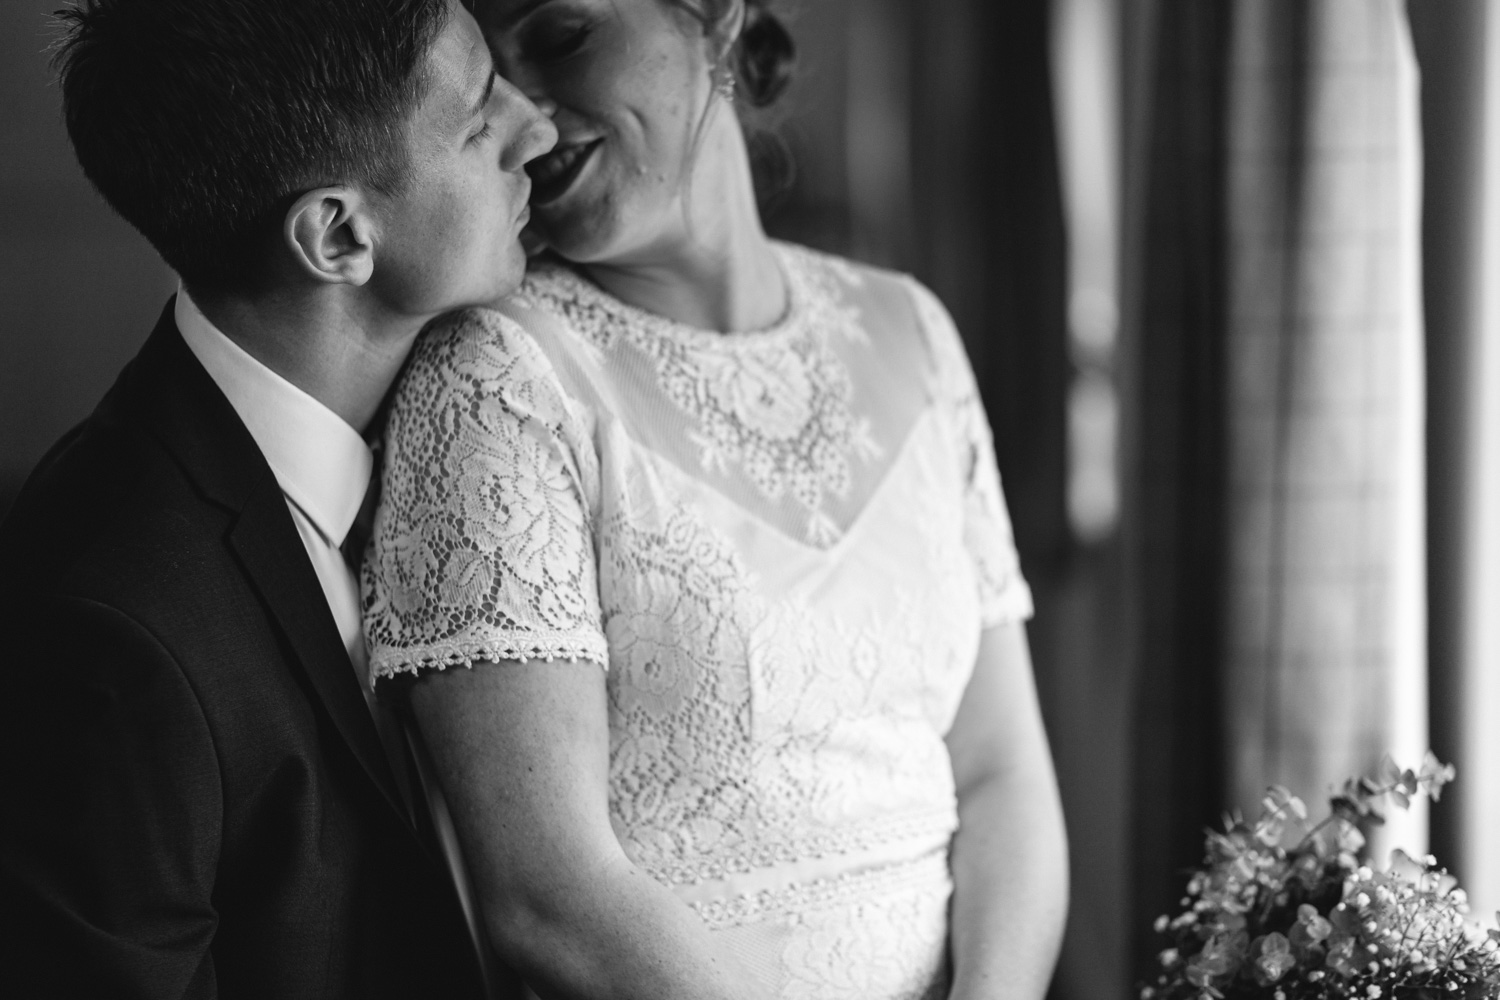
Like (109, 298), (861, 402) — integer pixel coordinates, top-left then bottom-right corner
(730, 0), (795, 109)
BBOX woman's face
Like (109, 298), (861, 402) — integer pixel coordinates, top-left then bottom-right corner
(479, 0), (718, 264)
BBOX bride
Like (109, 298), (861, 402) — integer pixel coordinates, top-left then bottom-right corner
(363, 0), (1068, 997)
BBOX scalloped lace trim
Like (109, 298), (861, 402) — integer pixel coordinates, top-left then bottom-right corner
(370, 633), (609, 684)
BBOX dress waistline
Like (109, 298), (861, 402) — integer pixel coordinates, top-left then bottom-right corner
(678, 841), (952, 930)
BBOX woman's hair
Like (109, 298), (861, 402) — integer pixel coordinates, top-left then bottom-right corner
(726, 0), (796, 109)
(669, 0), (797, 206)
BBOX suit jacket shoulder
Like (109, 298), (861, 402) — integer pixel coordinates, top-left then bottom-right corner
(0, 302), (485, 1000)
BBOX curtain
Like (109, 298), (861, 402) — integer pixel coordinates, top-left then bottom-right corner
(1125, 0), (1429, 982)
(1221, 0), (1427, 855)
(1410, 0), (1500, 922)
(1123, 0), (1232, 983)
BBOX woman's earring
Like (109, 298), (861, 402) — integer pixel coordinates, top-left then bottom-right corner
(713, 63), (738, 104)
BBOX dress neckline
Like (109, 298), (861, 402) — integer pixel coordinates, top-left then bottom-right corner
(534, 242), (810, 352)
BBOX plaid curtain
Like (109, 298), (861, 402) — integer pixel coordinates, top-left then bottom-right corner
(1126, 0), (1428, 980)
(1221, 0), (1427, 853)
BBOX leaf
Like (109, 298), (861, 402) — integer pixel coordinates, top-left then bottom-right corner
(1261, 932), (1292, 956)
(1335, 819), (1366, 852)
(1419, 751), (1458, 801)
(1331, 796), (1362, 823)
(1253, 815), (1285, 847)
(1392, 788), (1411, 810)
(1378, 753), (1403, 787)
(1389, 848), (1425, 880)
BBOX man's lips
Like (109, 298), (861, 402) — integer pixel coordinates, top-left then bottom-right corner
(527, 138), (602, 207)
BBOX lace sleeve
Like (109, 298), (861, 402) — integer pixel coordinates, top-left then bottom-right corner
(363, 307), (608, 682)
(908, 280), (1034, 628)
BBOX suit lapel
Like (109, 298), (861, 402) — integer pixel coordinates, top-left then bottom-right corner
(124, 302), (414, 829)
(226, 485), (413, 825)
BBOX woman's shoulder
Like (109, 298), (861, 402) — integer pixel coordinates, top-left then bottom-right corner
(407, 303), (561, 384)
(392, 301), (598, 438)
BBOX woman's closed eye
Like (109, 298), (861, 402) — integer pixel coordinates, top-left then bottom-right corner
(520, 18), (592, 63)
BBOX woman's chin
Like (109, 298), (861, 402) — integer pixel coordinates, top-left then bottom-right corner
(529, 208), (622, 265)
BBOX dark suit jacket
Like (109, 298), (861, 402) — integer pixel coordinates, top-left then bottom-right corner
(0, 303), (488, 999)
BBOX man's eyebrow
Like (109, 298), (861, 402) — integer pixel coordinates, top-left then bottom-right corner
(492, 0), (555, 32)
(470, 65), (497, 120)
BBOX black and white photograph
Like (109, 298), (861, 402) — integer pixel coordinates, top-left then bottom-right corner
(2, 1), (1498, 998)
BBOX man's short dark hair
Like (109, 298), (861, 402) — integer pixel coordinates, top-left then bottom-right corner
(53, 0), (453, 292)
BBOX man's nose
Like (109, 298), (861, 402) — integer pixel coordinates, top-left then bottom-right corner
(494, 76), (558, 172)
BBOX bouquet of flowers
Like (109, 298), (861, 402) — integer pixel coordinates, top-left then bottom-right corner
(1141, 753), (1500, 1000)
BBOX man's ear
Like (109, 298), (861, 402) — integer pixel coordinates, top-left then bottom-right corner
(283, 187), (377, 287)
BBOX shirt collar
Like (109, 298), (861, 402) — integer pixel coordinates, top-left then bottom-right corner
(175, 286), (374, 548)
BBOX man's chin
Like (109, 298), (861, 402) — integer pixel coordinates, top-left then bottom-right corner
(476, 250), (530, 305)
(419, 247), (530, 317)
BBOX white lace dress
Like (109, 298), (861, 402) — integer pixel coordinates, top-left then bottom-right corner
(363, 242), (1033, 1000)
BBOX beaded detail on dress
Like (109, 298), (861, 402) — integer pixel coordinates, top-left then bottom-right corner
(363, 242), (1032, 1000)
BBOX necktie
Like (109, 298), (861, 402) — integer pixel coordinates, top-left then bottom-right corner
(341, 463), (379, 577)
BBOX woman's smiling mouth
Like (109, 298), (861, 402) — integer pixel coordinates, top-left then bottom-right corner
(528, 138), (603, 207)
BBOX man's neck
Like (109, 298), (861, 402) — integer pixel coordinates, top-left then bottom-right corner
(187, 285), (423, 435)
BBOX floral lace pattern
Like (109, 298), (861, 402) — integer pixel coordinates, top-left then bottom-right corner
(363, 319), (609, 678)
(694, 851), (952, 1000)
(519, 247), (880, 545)
(364, 245), (1032, 1000)
(909, 279), (1036, 627)
(596, 454), (970, 887)
(780, 875), (951, 1000)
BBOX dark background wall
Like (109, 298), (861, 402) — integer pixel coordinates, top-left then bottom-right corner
(0, 1), (175, 512)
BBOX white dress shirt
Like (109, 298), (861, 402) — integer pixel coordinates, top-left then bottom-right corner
(176, 289), (375, 689)
(175, 288), (501, 996)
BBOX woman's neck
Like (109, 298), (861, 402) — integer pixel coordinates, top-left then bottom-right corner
(579, 114), (788, 333)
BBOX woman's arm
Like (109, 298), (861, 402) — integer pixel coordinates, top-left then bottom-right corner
(408, 657), (772, 1000)
(944, 622), (1069, 1000)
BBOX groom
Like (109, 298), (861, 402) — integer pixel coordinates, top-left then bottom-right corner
(0, 0), (553, 995)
